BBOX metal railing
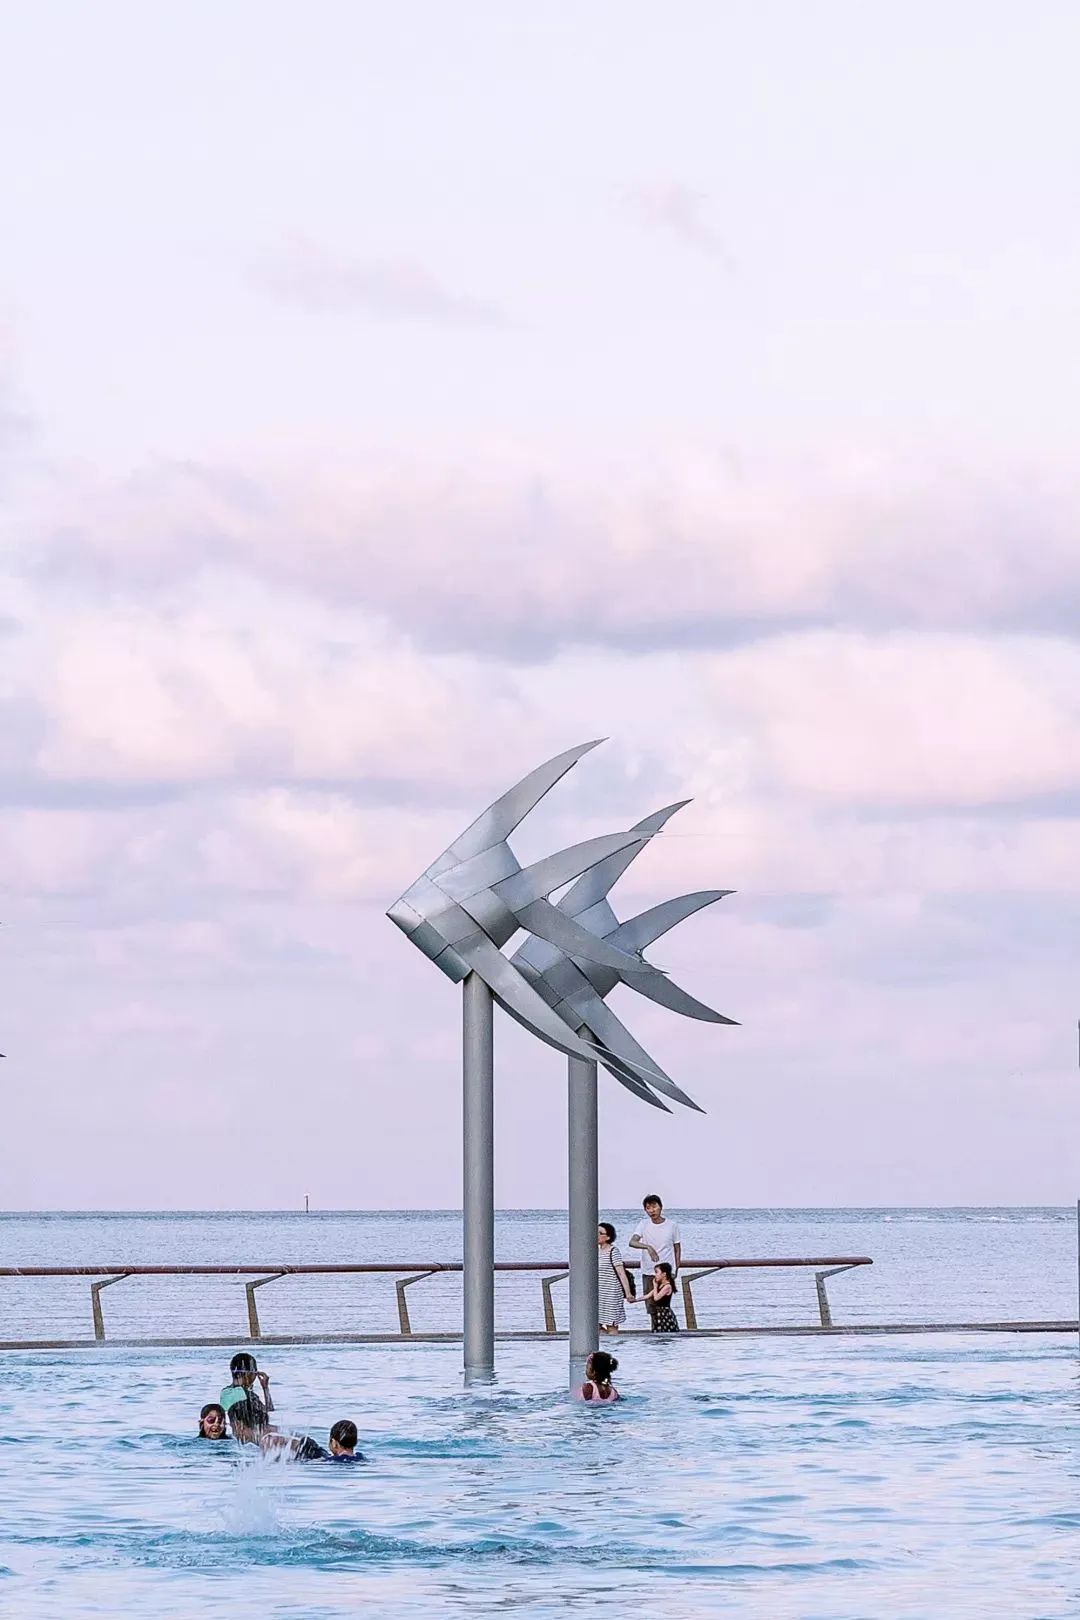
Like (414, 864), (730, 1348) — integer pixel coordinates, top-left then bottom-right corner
(0, 1257), (872, 1347)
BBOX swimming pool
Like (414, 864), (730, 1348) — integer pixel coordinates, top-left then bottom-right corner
(2, 1331), (1078, 1618)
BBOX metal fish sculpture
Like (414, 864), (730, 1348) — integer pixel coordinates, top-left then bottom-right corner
(388, 741), (663, 1064)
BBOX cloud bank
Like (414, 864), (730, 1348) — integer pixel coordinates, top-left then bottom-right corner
(23, 448), (1080, 658)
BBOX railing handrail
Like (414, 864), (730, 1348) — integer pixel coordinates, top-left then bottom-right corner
(0, 1256), (873, 1278)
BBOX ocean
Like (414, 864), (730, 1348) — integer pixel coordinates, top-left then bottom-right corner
(1, 1208), (1078, 1617)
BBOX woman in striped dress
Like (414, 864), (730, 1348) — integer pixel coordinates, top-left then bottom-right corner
(597, 1222), (631, 1333)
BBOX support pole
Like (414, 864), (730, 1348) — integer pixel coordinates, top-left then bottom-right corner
(568, 1052), (599, 1391)
(463, 973), (495, 1384)
(1076, 1199), (1079, 1357)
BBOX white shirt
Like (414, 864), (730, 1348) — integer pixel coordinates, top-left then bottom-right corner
(631, 1215), (681, 1274)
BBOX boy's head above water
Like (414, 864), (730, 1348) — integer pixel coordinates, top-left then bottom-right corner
(329, 1420), (357, 1456)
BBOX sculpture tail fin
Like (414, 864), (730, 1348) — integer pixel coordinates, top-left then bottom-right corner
(583, 1001), (704, 1113)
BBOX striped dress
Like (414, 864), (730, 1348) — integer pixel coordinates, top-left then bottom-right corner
(597, 1244), (626, 1327)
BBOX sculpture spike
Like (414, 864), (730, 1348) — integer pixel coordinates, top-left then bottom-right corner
(611, 891), (733, 952)
(446, 740), (605, 865)
(558, 800), (691, 919)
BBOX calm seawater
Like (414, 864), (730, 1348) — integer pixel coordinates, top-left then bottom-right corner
(2, 1209), (1080, 1618)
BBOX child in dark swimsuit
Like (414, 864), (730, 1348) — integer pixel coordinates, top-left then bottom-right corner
(632, 1262), (680, 1332)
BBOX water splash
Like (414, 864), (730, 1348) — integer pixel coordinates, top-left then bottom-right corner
(217, 1447), (289, 1538)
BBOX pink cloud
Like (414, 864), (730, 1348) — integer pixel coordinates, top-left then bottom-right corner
(23, 445), (1080, 656)
(20, 600), (549, 793)
(701, 631), (1080, 808)
(256, 234), (511, 327)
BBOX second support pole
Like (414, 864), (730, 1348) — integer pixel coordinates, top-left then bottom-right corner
(463, 973), (495, 1384)
(568, 1052), (599, 1391)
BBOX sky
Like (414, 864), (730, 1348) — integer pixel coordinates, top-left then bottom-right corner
(2, 1), (1080, 1209)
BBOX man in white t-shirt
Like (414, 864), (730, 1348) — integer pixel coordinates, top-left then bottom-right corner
(629, 1195), (682, 1327)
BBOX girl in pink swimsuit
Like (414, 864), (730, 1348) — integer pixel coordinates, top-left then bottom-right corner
(580, 1350), (620, 1403)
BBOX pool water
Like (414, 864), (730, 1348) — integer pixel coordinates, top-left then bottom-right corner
(3, 1332), (1080, 1618)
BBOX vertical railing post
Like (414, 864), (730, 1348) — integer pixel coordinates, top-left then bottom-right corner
(541, 1271), (569, 1333)
(90, 1274), (129, 1341)
(679, 1266), (723, 1332)
(682, 1273), (699, 1332)
(395, 1269), (439, 1336)
(814, 1264), (858, 1328)
(245, 1273), (285, 1339)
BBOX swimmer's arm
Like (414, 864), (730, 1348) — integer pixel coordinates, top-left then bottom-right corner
(257, 1371), (275, 1412)
(581, 1383), (594, 1401)
(257, 1432), (291, 1454)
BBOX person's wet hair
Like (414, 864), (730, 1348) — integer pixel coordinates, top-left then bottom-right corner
(330, 1419), (357, 1451)
(228, 1396), (267, 1436)
(230, 1352), (258, 1377)
(198, 1403), (227, 1438)
(599, 1222), (616, 1243)
(587, 1351), (618, 1384)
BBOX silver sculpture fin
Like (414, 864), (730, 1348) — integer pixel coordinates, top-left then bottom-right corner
(557, 801), (689, 919)
(581, 998), (705, 1112)
(611, 890), (732, 951)
(444, 739), (604, 867)
(466, 937), (601, 1063)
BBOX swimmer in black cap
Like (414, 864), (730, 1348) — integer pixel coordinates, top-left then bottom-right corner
(328, 1419), (365, 1462)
